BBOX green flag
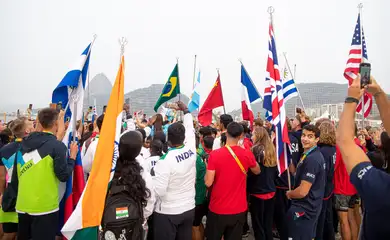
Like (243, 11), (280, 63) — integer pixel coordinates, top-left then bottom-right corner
(154, 63), (180, 112)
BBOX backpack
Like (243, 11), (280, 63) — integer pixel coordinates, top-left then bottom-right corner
(102, 180), (144, 240)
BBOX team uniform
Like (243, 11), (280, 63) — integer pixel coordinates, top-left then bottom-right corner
(350, 161), (390, 239)
(0, 140), (22, 233)
(287, 147), (325, 240)
(316, 144), (336, 240)
(152, 113), (196, 240)
(206, 146), (257, 240)
(15, 132), (74, 240)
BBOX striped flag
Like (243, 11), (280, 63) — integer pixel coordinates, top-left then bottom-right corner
(52, 43), (92, 233)
(281, 67), (298, 102)
(344, 13), (372, 117)
(62, 56), (125, 239)
(188, 71), (201, 113)
(240, 64), (261, 128)
(263, 23), (290, 175)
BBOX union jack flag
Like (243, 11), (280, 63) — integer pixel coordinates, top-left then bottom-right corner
(344, 13), (372, 117)
(263, 23), (290, 175)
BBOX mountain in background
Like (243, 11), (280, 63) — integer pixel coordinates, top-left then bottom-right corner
(84, 73), (190, 116)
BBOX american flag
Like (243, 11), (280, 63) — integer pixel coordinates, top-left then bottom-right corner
(344, 14), (372, 117)
(263, 23), (290, 175)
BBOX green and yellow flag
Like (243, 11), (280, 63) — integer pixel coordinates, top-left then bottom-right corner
(154, 63), (180, 112)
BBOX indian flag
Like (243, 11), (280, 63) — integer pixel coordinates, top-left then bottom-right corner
(61, 56), (125, 239)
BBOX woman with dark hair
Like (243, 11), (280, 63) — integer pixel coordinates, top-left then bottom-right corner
(153, 131), (168, 153)
(315, 120), (336, 240)
(146, 138), (164, 174)
(248, 126), (278, 240)
(151, 114), (169, 137)
(112, 131), (156, 237)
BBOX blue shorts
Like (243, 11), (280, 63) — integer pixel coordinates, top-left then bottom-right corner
(286, 206), (317, 240)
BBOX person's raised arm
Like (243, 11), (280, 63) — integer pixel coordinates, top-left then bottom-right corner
(176, 101), (195, 153)
(336, 75), (370, 174)
(366, 76), (390, 133)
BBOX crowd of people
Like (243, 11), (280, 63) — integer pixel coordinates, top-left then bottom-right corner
(0, 75), (389, 240)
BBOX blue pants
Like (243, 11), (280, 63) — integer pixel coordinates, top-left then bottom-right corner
(286, 206), (317, 240)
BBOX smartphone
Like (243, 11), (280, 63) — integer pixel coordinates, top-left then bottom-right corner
(359, 63), (371, 88)
(296, 107), (302, 114)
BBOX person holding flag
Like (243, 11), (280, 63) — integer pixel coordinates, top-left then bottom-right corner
(13, 108), (78, 240)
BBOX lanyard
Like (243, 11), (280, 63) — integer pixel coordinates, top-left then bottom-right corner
(15, 138), (22, 142)
(42, 130), (54, 135)
(298, 146), (317, 168)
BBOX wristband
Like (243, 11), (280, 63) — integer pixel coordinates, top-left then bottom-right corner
(345, 97), (359, 104)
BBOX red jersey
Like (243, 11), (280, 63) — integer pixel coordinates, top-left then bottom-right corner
(207, 146), (257, 214)
(333, 146), (357, 196)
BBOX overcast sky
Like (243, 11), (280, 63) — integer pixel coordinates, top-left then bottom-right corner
(0, 0), (389, 112)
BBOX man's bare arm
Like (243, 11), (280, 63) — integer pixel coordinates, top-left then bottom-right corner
(367, 77), (390, 133)
(336, 75), (370, 174)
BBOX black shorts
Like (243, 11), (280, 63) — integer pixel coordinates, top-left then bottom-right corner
(205, 211), (246, 240)
(2, 222), (18, 233)
(18, 211), (59, 240)
(334, 194), (356, 211)
(193, 203), (208, 226)
(286, 206), (317, 239)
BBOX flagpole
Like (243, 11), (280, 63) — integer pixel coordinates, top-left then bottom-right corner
(177, 57), (183, 121)
(358, 3), (365, 129)
(192, 55), (197, 89)
(283, 52), (306, 112)
(217, 68), (226, 114)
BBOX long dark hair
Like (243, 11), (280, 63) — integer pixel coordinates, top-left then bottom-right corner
(115, 131), (150, 208)
(153, 131), (168, 153)
(154, 114), (163, 134)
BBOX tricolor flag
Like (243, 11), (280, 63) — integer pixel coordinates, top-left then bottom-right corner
(188, 71), (201, 113)
(62, 56), (125, 239)
(263, 22), (290, 176)
(240, 64), (261, 128)
(344, 13), (372, 117)
(52, 43), (92, 232)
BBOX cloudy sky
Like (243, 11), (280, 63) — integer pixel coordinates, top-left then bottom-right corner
(0, 0), (388, 112)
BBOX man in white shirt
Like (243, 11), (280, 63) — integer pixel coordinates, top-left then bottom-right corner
(152, 101), (196, 240)
(212, 114), (233, 150)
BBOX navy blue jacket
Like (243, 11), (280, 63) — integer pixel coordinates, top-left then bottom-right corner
(318, 144), (336, 199)
(247, 145), (277, 195)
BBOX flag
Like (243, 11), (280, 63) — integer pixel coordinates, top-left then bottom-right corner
(281, 66), (298, 102)
(263, 23), (290, 175)
(188, 71), (201, 113)
(52, 44), (91, 121)
(240, 64), (261, 128)
(154, 64), (180, 112)
(52, 43), (92, 234)
(198, 73), (225, 126)
(344, 13), (372, 117)
(62, 56), (125, 239)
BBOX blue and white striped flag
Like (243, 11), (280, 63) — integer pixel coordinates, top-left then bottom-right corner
(52, 43), (92, 145)
(188, 71), (201, 113)
(281, 67), (298, 103)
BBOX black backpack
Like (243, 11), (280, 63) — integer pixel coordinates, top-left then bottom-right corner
(102, 181), (144, 240)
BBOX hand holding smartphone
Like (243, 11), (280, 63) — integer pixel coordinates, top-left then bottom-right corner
(359, 63), (371, 88)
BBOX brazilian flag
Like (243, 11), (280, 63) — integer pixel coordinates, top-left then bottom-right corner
(154, 63), (180, 112)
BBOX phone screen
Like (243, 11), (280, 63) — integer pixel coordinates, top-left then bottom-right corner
(360, 64), (371, 88)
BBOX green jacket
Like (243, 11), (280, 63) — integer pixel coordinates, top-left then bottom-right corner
(195, 154), (207, 205)
(15, 132), (74, 214)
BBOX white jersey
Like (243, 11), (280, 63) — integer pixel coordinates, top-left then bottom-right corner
(152, 113), (196, 215)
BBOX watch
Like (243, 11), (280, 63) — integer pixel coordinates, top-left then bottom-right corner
(345, 97), (359, 104)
